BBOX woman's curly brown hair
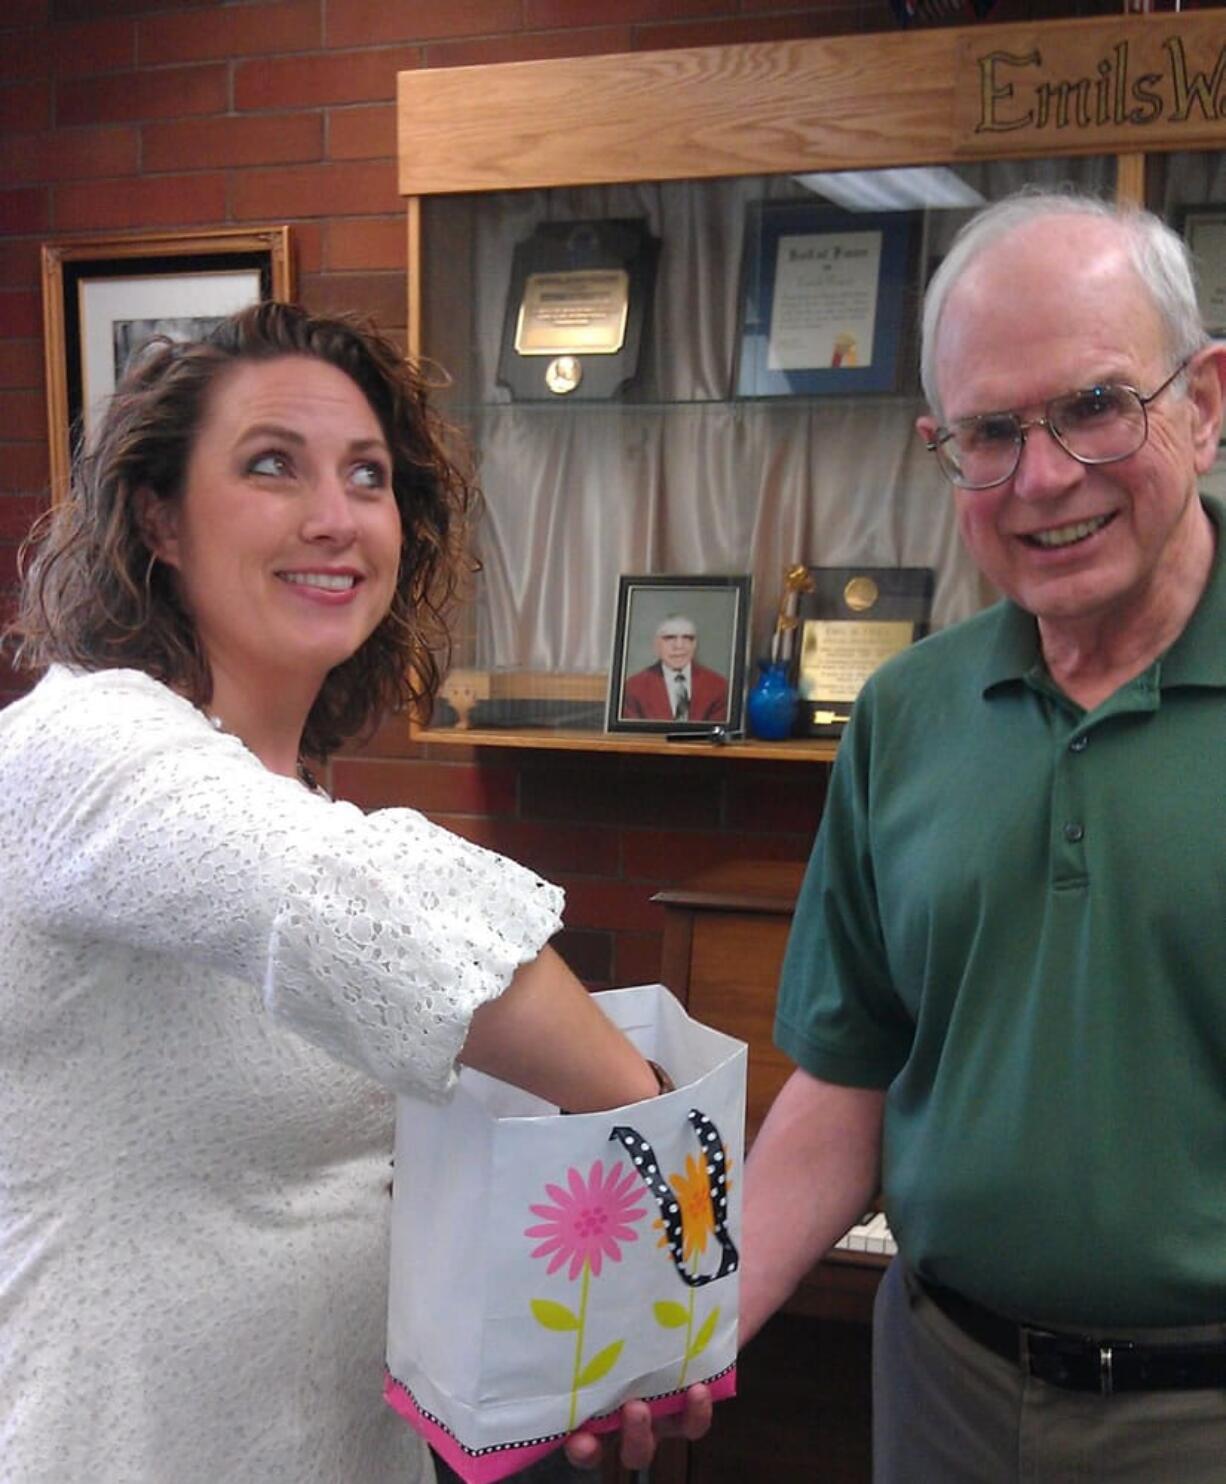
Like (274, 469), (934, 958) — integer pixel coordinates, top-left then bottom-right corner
(8, 301), (475, 759)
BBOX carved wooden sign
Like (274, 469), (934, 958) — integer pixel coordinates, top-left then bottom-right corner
(955, 13), (1226, 155)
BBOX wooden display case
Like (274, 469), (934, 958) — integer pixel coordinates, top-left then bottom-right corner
(397, 11), (1226, 763)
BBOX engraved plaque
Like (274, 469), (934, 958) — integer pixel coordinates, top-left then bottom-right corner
(514, 269), (629, 356)
(799, 619), (916, 704)
(792, 566), (934, 736)
(497, 219), (658, 402)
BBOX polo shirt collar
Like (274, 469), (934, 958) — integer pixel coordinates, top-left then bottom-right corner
(978, 492), (1226, 697)
(979, 601), (1041, 696)
(1161, 493), (1226, 688)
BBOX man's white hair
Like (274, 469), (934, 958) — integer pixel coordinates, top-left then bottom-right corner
(920, 189), (1209, 423)
(656, 613), (696, 637)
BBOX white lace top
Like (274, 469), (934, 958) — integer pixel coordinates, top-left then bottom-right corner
(0, 665), (564, 1483)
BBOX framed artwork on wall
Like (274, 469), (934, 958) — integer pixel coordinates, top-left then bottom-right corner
(40, 226), (294, 500)
(606, 574), (751, 736)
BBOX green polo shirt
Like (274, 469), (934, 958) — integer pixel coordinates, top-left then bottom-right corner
(776, 496), (1226, 1327)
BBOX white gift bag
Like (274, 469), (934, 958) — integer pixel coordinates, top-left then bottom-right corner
(384, 983), (746, 1483)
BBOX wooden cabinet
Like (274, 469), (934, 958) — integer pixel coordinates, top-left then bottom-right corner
(656, 860), (804, 1149)
(654, 861), (890, 1326)
(641, 861), (880, 1484)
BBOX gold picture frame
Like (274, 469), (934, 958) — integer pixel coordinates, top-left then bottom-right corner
(40, 226), (294, 501)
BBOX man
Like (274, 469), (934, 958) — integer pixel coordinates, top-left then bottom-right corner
(622, 613), (729, 722)
(741, 191), (1226, 1482)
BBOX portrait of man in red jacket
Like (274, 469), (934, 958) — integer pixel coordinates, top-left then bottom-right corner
(620, 614), (729, 723)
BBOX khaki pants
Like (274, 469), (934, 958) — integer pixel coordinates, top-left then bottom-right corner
(872, 1260), (1226, 1483)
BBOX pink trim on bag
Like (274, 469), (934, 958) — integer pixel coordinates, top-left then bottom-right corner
(384, 1367), (737, 1484)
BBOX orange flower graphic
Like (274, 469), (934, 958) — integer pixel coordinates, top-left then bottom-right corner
(653, 1153), (732, 1265)
(651, 1152), (734, 1387)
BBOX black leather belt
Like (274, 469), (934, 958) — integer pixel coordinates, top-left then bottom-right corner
(918, 1276), (1226, 1395)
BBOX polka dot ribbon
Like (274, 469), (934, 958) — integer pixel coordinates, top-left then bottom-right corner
(609, 1109), (739, 1288)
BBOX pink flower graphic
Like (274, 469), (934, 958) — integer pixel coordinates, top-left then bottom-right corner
(526, 1159), (647, 1280)
(525, 1159), (649, 1427)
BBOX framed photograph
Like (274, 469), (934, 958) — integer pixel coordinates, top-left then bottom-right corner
(606, 574), (751, 735)
(734, 201), (917, 398)
(41, 226), (294, 499)
(1183, 209), (1226, 337)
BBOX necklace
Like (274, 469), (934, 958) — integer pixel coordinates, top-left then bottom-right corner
(205, 712), (320, 793)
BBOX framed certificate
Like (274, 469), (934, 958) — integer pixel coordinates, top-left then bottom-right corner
(734, 202), (917, 398)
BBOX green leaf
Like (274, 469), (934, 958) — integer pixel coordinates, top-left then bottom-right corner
(653, 1301), (690, 1329)
(577, 1340), (624, 1388)
(687, 1307), (720, 1359)
(530, 1298), (580, 1331)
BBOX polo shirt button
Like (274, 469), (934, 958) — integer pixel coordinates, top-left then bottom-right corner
(1069, 735), (1088, 753)
(1063, 822), (1085, 843)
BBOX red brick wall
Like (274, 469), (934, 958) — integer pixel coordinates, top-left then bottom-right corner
(333, 714), (826, 987)
(0, 0), (1147, 981)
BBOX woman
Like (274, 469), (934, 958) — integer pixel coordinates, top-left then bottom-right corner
(0, 303), (707, 1482)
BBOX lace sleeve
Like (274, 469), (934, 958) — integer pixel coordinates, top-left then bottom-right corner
(0, 667), (563, 1099)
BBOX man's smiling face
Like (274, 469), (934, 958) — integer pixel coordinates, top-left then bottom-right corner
(920, 214), (1221, 638)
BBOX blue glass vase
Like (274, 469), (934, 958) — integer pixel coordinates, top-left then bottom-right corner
(746, 659), (798, 741)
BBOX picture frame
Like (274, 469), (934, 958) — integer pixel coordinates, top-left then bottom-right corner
(606, 574), (751, 735)
(734, 201), (917, 398)
(41, 226), (294, 500)
(1183, 208), (1226, 337)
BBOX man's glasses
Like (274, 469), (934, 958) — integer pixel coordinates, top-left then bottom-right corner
(924, 358), (1192, 491)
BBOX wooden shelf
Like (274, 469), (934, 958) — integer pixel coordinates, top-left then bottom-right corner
(415, 724), (838, 762)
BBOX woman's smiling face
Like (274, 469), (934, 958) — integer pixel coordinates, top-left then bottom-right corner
(147, 354), (403, 701)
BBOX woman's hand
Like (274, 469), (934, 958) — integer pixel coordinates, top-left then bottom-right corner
(561, 1383), (714, 1471)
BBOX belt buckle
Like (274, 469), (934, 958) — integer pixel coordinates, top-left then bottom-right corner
(1023, 1327), (1134, 1394)
(1098, 1339), (1135, 1396)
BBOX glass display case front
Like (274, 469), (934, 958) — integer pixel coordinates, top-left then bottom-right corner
(418, 156), (1120, 740)
(1153, 148), (1226, 502)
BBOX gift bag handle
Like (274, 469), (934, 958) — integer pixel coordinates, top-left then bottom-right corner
(609, 1110), (738, 1288)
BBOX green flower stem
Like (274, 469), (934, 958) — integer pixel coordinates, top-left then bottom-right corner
(568, 1259), (591, 1431)
(679, 1253), (698, 1387)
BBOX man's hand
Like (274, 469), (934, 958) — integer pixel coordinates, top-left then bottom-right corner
(562, 1383), (714, 1471)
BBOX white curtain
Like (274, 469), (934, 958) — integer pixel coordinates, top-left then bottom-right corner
(422, 159), (1115, 675)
